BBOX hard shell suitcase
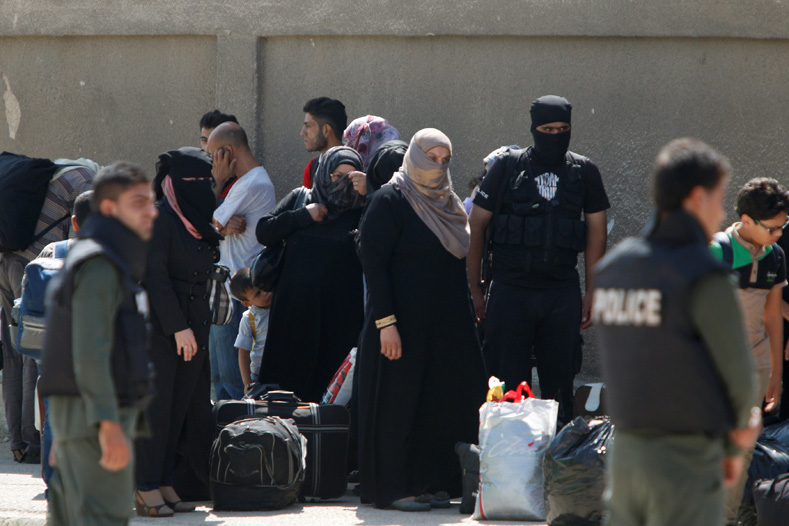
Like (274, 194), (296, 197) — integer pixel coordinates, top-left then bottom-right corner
(212, 390), (349, 499)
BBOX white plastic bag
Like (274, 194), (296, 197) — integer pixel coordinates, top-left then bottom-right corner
(473, 381), (559, 521)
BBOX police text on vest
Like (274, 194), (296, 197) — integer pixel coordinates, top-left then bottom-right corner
(592, 288), (662, 327)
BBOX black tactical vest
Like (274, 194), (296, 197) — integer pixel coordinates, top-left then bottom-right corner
(592, 211), (733, 435)
(490, 149), (587, 270)
(38, 239), (153, 408)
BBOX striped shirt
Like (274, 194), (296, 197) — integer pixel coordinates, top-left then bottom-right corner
(16, 166), (94, 261)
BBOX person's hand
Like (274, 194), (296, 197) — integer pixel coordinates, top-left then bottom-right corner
(221, 215), (246, 236)
(307, 203), (328, 222)
(470, 284), (486, 323)
(98, 421), (130, 472)
(349, 171), (367, 196)
(765, 373), (782, 412)
(729, 420), (761, 451)
(722, 455), (744, 488)
(174, 328), (197, 362)
(580, 293), (594, 330)
(380, 325), (402, 360)
(211, 147), (236, 188)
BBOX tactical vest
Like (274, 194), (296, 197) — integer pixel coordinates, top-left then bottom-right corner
(593, 216), (734, 435)
(490, 149), (587, 270)
(38, 238), (153, 408)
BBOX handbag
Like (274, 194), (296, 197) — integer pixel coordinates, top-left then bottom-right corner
(251, 188), (308, 292)
(209, 264), (234, 325)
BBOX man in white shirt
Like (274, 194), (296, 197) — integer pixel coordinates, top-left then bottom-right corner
(205, 122), (276, 400)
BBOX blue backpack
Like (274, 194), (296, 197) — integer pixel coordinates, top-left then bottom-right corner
(12, 240), (69, 360)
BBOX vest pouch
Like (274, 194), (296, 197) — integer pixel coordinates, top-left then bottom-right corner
(493, 215), (543, 246)
(554, 218), (587, 253)
(114, 311), (153, 408)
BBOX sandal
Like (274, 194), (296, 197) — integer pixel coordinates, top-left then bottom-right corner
(163, 499), (196, 513)
(135, 491), (174, 517)
(12, 449), (25, 463)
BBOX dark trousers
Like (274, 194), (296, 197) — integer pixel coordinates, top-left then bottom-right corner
(135, 334), (211, 491)
(0, 252), (40, 455)
(483, 280), (581, 422)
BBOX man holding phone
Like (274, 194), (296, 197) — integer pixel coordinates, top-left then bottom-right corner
(205, 122), (276, 400)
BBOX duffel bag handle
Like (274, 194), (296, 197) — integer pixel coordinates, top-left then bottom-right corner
(501, 381), (534, 402)
(260, 390), (301, 405)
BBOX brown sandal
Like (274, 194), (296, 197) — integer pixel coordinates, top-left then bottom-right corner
(135, 491), (174, 517)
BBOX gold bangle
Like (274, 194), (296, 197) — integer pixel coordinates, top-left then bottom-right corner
(375, 314), (397, 329)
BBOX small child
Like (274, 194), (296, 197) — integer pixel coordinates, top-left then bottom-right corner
(229, 268), (273, 393)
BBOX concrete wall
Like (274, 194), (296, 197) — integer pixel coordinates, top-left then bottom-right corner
(1, 0), (788, 380)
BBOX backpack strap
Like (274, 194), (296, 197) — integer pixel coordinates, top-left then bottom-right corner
(53, 240), (70, 259)
(712, 231), (734, 267)
(249, 311), (256, 346)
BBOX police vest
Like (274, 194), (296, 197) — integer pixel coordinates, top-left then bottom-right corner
(38, 239), (153, 408)
(592, 218), (733, 435)
(490, 150), (587, 270)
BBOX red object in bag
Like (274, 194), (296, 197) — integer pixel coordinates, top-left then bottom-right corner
(501, 381), (535, 403)
(321, 348), (356, 406)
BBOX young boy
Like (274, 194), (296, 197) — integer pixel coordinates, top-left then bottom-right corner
(710, 177), (789, 523)
(229, 268), (273, 394)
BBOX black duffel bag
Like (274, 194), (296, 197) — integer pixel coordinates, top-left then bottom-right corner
(210, 416), (306, 511)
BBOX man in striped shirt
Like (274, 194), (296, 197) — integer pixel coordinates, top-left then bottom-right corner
(0, 158), (95, 464)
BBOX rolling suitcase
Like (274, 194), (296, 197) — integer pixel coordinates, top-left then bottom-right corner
(212, 390), (349, 499)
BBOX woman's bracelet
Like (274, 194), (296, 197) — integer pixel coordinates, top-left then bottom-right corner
(375, 314), (397, 330)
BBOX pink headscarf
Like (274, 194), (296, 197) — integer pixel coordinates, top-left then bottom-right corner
(162, 175), (202, 239)
(342, 115), (401, 170)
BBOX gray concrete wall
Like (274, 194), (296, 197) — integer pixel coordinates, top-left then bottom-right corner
(1, 1), (788, 381)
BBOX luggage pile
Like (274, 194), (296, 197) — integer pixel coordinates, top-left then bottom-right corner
(459, 378), (614, 525)
(210, 390), (350, 510)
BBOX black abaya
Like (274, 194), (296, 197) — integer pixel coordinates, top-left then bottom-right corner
(357, 184), (487, 508)
(256, 188), (364, 403)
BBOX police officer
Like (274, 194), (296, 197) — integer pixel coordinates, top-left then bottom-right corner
(468, 95), (609, 420)
(593, 138), (761, 525)
(39, 162), (157, 525)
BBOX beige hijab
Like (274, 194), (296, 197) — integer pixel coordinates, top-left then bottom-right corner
(389, 128), (470, 259)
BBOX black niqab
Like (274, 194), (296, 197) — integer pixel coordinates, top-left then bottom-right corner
(530, 95), (572, 166)
(154, 147), (222, 247)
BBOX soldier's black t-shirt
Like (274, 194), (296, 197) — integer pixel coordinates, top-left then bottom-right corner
(473, 148), (610, 288)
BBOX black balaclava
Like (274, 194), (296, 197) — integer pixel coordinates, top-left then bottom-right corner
(530, 95), (572, 166)
(154, 147), (223, 247)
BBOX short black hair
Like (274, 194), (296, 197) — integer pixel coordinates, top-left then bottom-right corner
(653, 138), (730, 211)
(92, 162), (152, 208)
(736, 178), (789, 220)
(229, 268), (254, 302)
(200, 110), (238, 130)
(303, 97), (347, 141)
(73, 190), (94, 228)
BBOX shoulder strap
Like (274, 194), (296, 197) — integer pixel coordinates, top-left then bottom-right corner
(712, 231), (733, 267)
(492, 149), (520, 218)
(249, 311), (256, 346)
(53, 240), (70, 259)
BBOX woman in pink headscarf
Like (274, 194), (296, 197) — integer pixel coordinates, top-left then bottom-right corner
(343, 115), (401, 170)
(356, 129), (486, 512)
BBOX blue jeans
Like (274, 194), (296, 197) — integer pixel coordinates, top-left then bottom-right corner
(42, 397), (53, 487)
(209, 299), (245, 401)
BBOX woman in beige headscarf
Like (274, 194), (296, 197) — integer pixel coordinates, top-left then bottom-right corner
(356, 128), (487, 512)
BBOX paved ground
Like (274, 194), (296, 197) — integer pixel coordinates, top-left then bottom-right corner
(0, 447), (547, 526)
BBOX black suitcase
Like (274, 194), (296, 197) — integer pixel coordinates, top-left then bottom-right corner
(212, 391), (349, 499)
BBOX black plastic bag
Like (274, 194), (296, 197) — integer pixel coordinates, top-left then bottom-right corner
(544, 416), (615, 526)
(735, 433), (789, 526)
